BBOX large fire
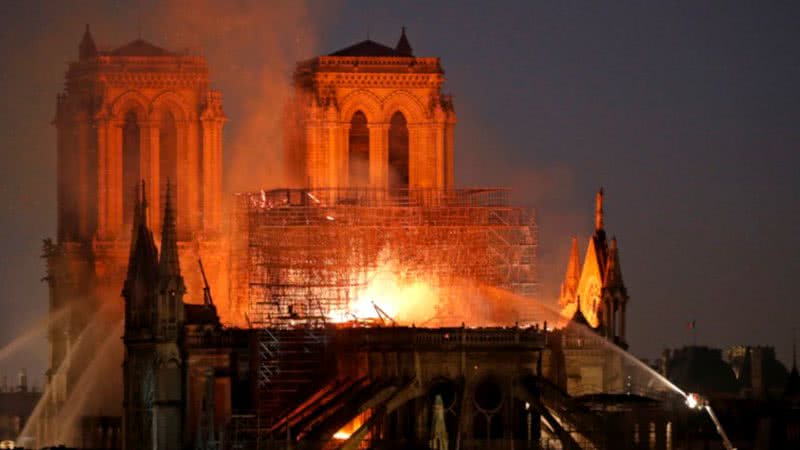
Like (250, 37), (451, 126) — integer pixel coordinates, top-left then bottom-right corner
(327, 252), (441, 325)
(324, 250), (541, 328)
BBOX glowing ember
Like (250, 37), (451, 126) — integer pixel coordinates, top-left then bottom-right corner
(331, 414), (366, 441)
(332, 431), (350, 440)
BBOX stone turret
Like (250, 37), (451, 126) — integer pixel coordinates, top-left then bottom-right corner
(78, 24), (97, 60)
(395, 26), (413, 56)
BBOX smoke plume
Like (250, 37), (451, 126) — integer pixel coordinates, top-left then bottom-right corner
(149, 0), (320, 193)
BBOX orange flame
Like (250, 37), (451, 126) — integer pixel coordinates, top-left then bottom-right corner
(332, 413), (367, 440)
(328, 250), (440, 325)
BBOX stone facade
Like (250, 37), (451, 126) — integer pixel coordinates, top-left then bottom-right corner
(43, 26), (228, 447)
(284, 29), (456, 192)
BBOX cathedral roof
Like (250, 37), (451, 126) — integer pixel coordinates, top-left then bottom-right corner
(109, 39), (175, 57)
(329, 39), (407, 57)
(329, 28), (415, 57)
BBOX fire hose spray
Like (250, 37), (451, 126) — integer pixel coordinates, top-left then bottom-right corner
(684, 393), (736, 450)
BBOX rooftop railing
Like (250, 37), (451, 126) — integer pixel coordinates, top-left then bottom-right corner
(237, 187), (512, 210)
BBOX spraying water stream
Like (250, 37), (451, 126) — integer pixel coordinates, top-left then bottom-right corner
(0, 306), (70, 364)
(477, 284), (734, 447)
(17, 300), (122, 448)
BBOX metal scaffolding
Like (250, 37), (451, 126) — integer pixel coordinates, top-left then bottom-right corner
(230, 187), (538, 424)
(232, 188), (537, 327)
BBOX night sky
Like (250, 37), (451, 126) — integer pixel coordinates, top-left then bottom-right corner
(1, 1), (799, 385)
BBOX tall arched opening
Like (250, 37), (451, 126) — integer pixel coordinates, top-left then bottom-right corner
(159, 110), (178, 217)
(348, 111), (370, 187)
(122, 111), (140, 227)
(388, 111), (409, 190)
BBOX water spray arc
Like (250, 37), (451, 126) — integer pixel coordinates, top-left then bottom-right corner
(684, 393), (736, 450)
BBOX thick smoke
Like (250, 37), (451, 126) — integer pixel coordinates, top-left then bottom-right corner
(149, 0), (319, 193)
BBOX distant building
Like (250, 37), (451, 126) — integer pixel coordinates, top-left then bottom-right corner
(725, 345), (788, 398)
(0, 370), (40, 443)
(662, 346), (740, 396)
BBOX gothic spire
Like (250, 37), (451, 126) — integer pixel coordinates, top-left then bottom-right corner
(123, 182), (158, 305)
(126, 181), (156, 279)
(560, 237), (581, 303)
(603, 236), (625, 290)
(159, 182), (181, 278)
(79, 24), (97, 60)
(395, 26), (413, 57)
(566, 237), (581, 287)
(595, 187), (604, 232)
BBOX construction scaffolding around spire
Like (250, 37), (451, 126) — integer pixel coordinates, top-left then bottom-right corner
(231, 187), (538, 329)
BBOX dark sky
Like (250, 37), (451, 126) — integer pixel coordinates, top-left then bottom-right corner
(1, 1), (799, 384)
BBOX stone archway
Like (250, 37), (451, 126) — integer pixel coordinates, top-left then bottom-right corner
(121, 110), (141, 228)
(473, 377), (504, 440)
(388, 111), (409, 190)
(348, 111), (370, 187)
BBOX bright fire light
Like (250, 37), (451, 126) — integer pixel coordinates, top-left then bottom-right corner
(332, 414), (366, 441)
(327, 250), (441, 325)
(332, 431), (350, 440)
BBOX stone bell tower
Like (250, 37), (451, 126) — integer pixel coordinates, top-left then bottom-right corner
(285, 28), (456, 191)
(45, 25), (226, 414)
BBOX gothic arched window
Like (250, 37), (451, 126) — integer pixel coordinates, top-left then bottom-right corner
(348, 111), (370, 187)
(122, 111), (140, 227)
(159, 110), (178, 217)
(388, 111), (409, 190)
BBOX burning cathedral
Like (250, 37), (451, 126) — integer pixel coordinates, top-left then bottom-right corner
(27, 26), (687, 450)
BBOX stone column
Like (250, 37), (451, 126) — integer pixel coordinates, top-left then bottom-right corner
(175, 121), (190, 238)
(407, 124), (420, 190)
(338, 125), (350, 190)
(76, 111), (91, 239)
(434, 123), (445, 190)
(107, 121), (123, 239)
(325, 122), (340, 191)
(368, 123), (389, 190)
(184, 120), (200, 234)
(445, 121), (455, 190)
(304, 121), (322, 188)
(141, 121), (160, 232)
(95, 117), (108, 239)
(201, 118), (223, 233)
